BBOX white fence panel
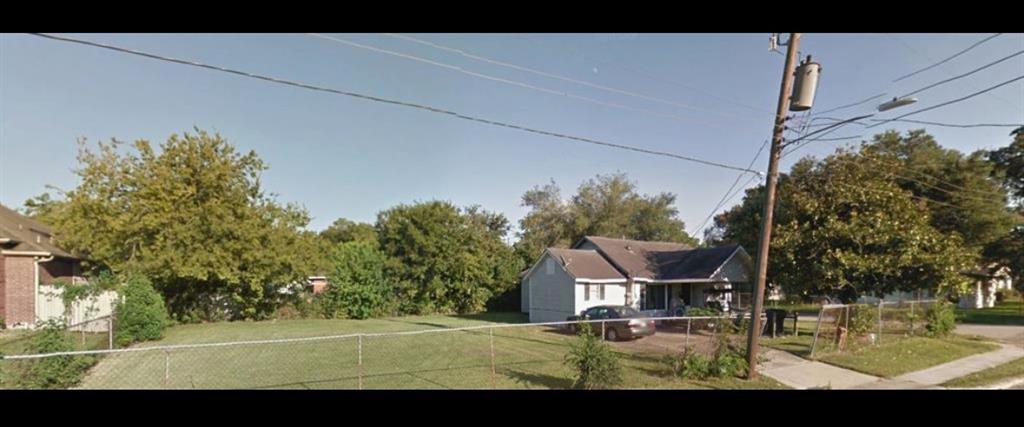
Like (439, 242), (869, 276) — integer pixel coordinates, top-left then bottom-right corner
(37, 285), (118, 331)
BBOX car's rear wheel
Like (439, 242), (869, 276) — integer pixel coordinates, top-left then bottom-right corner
(605, 328), (618, 341)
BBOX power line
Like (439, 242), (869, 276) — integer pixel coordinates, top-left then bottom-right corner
(901, 49), (1024, 98)
(690, 139), (770, 236)
(306, 33), (729, 130)
(886, 33), (1020, 111)
(378, 33), (763, 123)
(811, 93), (888, 116)
(868, 118), (1024, 129)
(28, 33), (762, 176)
(783, 114), (875, 149)
(518, 34), (777, 118)
(868, 74), (1024, 129)
(892, 33), (1003, 82)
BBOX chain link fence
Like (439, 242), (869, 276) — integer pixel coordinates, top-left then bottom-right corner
(1, 314), (771, 389)
(808, 299), (937, 358)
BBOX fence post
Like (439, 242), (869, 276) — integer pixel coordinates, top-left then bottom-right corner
(358, 334), (363, 390)
(844, 305), (850, 335)
(601, 321), (606, 341)
(877, 300), (884, 345)
(810, 307), (825, 358)
(164, 350), (170, 388)
(108, 316), (114, 350)
(685, 318), (691, 348)
(489, 328), (496, 390)
(909, 301), (915, 335)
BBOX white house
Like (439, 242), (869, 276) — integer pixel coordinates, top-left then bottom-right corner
(521, 236), (753, 323)
(959, 266), (1014, 309)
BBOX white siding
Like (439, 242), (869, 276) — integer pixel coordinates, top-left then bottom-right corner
(520, 278), (530, 313)
(574, 282), (628, 314)
(527, 253), (577, 323)
(711, 251), (751, 283)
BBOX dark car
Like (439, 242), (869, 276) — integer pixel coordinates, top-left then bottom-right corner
(565, 305), (656, 341)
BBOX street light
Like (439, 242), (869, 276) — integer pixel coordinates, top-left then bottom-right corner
(877, 96), (918, 112)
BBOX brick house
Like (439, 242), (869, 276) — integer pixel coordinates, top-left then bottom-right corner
(0, 204), (84, 328)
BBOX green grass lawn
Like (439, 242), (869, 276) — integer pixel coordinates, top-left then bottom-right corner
(956, 300), (1024, 326)
(63, 313), (785, 390)
(942, 356), (1024, 388)
(817, 335), (999, 378)
(761, 319), (1002, 378)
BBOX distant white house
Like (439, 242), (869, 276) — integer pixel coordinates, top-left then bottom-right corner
(958, 265), (1014, 309)
(520, 236), (753, 323)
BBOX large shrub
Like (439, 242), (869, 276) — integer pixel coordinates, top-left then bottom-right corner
(924, 301), (956, 337)
(563, 324), (622, 389)
(114, 276), (170, 346)
(321, 241), (394, 319)
(19, 319), (97, 389)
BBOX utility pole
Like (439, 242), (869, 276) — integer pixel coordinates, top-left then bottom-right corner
(745, 33), (801, 379)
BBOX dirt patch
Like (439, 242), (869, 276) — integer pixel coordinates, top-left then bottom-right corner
(609, 326), (721, 356)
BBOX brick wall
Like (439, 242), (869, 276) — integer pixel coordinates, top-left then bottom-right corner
(0, 254), (6, 324)
(3, 256), (36, 326)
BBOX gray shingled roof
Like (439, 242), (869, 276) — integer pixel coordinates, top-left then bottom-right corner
(575, 236), (745, 281)
(0, 204), (78, 259)
(546, 248), (625, 281)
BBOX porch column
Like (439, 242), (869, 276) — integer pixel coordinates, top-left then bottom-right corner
(625, 278), (634, 306)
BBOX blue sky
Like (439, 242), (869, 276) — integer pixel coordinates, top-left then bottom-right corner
(1, 33), (1022, 240)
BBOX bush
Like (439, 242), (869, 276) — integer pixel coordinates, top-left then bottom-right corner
(665, 337), (749, 380)
(114, 276), (170, 346)
(664, 347), (713, 380)
(19, 319), (97, 389)
(686, 307), (722, 317)
(925, 301), (956, 337)
(563, 323), (622, 389)
(321, 241), (394, 319)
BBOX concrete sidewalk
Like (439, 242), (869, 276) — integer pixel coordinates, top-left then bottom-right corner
(759, 339), (1024, 390)
(892, 343), (1024, 386)
(759, 349), (880, 389)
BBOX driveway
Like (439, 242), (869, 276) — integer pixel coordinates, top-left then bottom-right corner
(955, 324), (1024, 348)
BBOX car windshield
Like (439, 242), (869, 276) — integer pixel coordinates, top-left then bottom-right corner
(616, 307), (640, 317)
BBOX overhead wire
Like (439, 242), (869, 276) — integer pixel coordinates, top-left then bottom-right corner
(28, 33), (762, 176)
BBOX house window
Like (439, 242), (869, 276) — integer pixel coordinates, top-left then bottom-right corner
(599, 284), (605, 300)
(640, 284), (667, 310)
(545, 258), (554, 275)
(584, 284), (590, 301)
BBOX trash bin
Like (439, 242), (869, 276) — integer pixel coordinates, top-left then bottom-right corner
(764, 309), (788, 337)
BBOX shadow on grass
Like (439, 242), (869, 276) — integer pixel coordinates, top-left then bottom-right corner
(451, 312), (530, 324)
(501, 367), (574, 389)
(247, 358), (563, 390)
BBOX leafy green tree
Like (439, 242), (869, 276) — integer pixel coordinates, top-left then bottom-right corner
(321, 241), (393, 319)
(985, 133), (1024, 288)
(867, 130), (1017, 251)
(376, 201), (523, 315)
(712, 147), (975, 301)
(515, 173), (699, 266)
(39, 129), (320, 321)
(988, 132), (1024, 204)
(21, 190), (66, 225)
(320, 218), (378, 246)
